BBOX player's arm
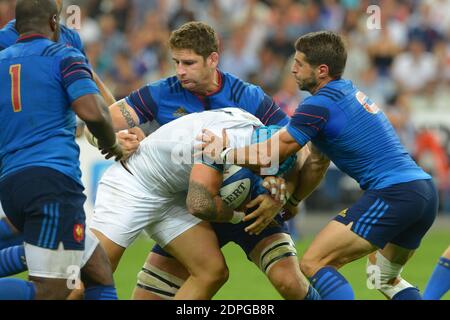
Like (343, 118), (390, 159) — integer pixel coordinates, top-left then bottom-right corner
(289, 143), (330, 206)
(186, 164), (244, 224)
(198, 103), (328, 173)
(61, 54), (122, 160)
(72, 95), (122, 160)
(199, 127), (303, 173)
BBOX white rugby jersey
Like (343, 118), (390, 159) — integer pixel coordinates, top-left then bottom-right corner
(126, 108), (262, 195)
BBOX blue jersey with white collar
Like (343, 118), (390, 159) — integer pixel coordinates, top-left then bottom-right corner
(287, 79), (430, 190)
(0, 19), (86, 57)
(125, 71), (289, 127)
(0, 35), (99, 184)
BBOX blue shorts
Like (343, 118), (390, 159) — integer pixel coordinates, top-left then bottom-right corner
(0, 167), (86, 251)
(152, 215), (290, 259)
(334, 179), (438, 250)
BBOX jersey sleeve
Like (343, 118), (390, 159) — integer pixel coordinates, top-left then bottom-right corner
(59, 50), (99, 104)
(255, 95), (289, 126)
(125, 84), (158, 124)
(237, 82), (289, 126)
(286, 102), (330, 146)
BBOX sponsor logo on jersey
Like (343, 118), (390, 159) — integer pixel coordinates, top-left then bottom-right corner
(173, 107), (188, 118)
(356, 91), (380, 114)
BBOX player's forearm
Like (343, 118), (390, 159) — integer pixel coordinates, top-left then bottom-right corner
(186, 182), (234, 223)
(74, 95), (117, 148)
(292, 147), (330, 203)
(93, 72), (116, 106)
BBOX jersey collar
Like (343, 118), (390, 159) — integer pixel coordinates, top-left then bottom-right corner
(16, 34), (49, 43)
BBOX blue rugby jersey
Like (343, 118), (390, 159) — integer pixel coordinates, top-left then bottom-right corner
(0, 35), (99, 184)
(0, 19), (86, 57)
(125, 71), (289, 127)
(286, 79), (430, 190)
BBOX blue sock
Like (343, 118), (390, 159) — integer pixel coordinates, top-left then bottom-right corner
(0, 245), (27, 277)
(0, 235), (24, 250)
(310, 266), (354, 300)
(0, 279), (35, 300)
(423, 257), (450, 300)
(84, 285), (118, 300)
(392, 287), (422, 300)
(0, 219), (15, 240)
(304, 284), (321, 300)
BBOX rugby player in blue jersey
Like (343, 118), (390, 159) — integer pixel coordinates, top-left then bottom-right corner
(0, 0), (139, 285)
(0, 0), (123, 300)
(90, 22), (327, 300)
(199, 31), (438, 300)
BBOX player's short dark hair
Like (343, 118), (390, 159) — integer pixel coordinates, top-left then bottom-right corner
(295, 31), (347, 78)
(169, 21), (219, 60)
(15, 0), (58, 34)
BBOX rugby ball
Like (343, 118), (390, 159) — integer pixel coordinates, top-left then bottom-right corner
(220, 165), (254, 209)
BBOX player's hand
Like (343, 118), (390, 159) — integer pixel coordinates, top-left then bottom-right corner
(128, 127), (146, 142)
(262, 176), (287, 204)
(117, 130), (140, 160)
(195, 129), (229, 163)
(243, 194), (283, 235)
(100, 141), (124, 162)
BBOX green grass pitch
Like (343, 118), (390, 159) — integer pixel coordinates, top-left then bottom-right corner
(115, 229), (449, 300)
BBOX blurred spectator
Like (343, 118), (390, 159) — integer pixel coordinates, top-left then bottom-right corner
(391, 39), (438, 93)
(273, 68), (304, 117)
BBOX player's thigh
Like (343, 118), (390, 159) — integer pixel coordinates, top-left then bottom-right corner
(163, 221), (226, 276)
(301, 220), (376, 275)
(90, 163), (156, 250)
(25, 242), (84, 300)
(91, 228), (125, 272)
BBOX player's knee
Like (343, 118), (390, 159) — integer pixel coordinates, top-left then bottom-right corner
(81, 245), (114, 287)
(136, 262), (185, 300)
(366, 251), (415, 299)
(258, 236), (298, 275)
(196, 261), (229, 287)
(32, 277), (71, 300)
(270, 268), (308, 298)
(299, 256), (321, 278)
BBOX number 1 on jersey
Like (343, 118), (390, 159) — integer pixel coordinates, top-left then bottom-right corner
(9, 64), (22, 113)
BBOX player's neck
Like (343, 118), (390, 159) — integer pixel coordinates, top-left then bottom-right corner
(196, 70), (220, 96)
(311, 77), (335, 95)
(19, 31), (51, 40)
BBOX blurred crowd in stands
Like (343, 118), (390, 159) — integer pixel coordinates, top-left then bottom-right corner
(1, 0), (449, 211)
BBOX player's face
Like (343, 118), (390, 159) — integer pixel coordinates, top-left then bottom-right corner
(291, 51), (318, 93)
(172, 49), (216, 93)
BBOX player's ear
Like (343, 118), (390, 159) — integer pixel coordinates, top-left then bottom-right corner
(317, 64), (329, 79)
(208, 52), (219, 68)
(50, 14), (57, 31)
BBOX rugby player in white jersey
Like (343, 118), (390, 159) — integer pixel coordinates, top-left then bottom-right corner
(89, 108), (322, 299)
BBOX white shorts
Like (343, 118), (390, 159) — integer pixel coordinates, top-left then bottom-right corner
(24, 228), (98, 279)
(25, 242), (84, 279)
(89, 164), (201, 248)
